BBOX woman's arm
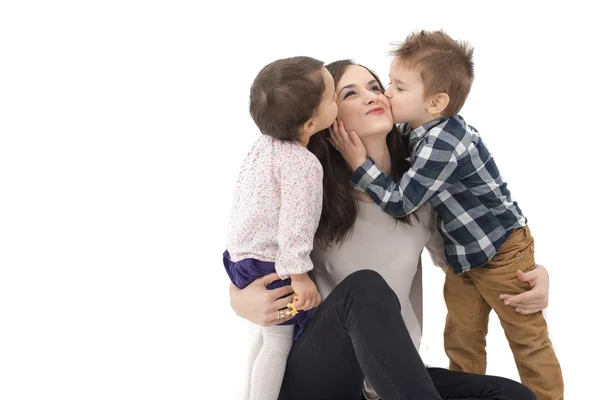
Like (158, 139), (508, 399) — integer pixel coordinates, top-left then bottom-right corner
(424, 205), (449, 268)
(229, 273), (296, 326)
(499, 264), (550, 314)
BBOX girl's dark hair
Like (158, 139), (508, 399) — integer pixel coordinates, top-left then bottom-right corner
(249, 56), (325, 141)
(307, 60), (413, 246)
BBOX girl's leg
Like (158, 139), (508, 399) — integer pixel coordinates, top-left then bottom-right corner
(244, 328), (263, 400)
(279, 270), (441, 400)
(249, 325), (294, 400)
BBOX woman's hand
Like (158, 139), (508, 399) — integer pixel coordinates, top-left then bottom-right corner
(499, 264), (549, 314)
(229, 273), (296, 326)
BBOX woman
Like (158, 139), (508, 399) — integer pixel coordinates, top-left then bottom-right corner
(230, 60), (547, 399)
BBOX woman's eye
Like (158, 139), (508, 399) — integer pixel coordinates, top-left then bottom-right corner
(370, 85), (382, 92)
(343, 90), (356, 99)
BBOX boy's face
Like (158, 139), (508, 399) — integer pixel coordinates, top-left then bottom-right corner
(385, 57), (431, 128)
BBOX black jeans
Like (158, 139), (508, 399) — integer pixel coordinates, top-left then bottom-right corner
(278, 270), (536, 400)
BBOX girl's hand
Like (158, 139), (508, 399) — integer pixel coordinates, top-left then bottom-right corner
(290, 274), (321, 311)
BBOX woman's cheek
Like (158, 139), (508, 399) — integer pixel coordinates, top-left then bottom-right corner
(336, 107), (352, 124)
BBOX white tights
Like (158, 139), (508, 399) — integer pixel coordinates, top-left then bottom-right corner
(244, 325), (294, 400)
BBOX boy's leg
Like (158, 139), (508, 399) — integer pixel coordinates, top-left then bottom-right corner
(468, 226), (564, 400)
(443, 266), (492, 375)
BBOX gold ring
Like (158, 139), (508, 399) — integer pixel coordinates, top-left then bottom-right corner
(277, 310), (285, 320)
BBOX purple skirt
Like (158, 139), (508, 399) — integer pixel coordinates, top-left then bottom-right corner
(223, 250), (313, 340)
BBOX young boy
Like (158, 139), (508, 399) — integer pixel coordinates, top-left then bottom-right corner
(329, 30), (563, 400)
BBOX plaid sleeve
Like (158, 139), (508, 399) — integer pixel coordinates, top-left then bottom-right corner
(350, 132), (461, 217)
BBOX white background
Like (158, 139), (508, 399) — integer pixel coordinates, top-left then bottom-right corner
(1, 1), (598, 399)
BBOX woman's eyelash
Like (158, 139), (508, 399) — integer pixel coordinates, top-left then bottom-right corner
(342, 86), (381, 99)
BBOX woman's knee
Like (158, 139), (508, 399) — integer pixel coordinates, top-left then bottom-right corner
(514, 385), (536, 400)
(340, 270), (397, 303)
(343, 269), (386, 288)
(497, 377), (537, 400)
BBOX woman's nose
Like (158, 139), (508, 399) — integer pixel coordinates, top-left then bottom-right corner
(364, 91), (378, 104)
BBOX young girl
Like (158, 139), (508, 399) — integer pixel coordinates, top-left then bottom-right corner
(223, 56), (338, 400)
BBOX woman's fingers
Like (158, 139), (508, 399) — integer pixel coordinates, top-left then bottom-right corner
(274, 293), (296, 311)
(270, 307), (294, 325)
(266, 284), (295, 302)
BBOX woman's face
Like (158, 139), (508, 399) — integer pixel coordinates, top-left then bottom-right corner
(335, 65), (393, 139)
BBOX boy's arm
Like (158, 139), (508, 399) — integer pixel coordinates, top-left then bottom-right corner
(352, 132), (461, 218)
(329, 120), (463, 218)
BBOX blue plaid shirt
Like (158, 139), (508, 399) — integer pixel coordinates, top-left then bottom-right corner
(351, 115), (526, 273)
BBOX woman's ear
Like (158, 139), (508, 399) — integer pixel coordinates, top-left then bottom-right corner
(427, 93), (450, 115)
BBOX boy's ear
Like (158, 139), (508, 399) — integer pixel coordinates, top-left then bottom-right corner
(428, 93), (450, 115)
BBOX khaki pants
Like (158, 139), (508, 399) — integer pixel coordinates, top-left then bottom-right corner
(444, 226), (564, 400)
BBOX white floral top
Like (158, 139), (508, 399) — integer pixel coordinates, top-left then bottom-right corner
(226, 135), (323, 279)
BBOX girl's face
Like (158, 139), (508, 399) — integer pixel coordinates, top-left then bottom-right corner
(335, 65), (394, 139)
(310, 67), (338, 134)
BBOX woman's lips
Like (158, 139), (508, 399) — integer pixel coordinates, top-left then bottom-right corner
(367, 107), (385, 115)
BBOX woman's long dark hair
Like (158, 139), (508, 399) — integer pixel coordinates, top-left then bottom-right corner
(307, 60), (413, 247)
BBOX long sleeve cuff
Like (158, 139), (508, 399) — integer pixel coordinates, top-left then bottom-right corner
(350, 158), (381, 192)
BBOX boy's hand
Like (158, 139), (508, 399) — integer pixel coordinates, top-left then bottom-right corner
(328, 120), (367, 171)
(290, 274), (321, 311)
